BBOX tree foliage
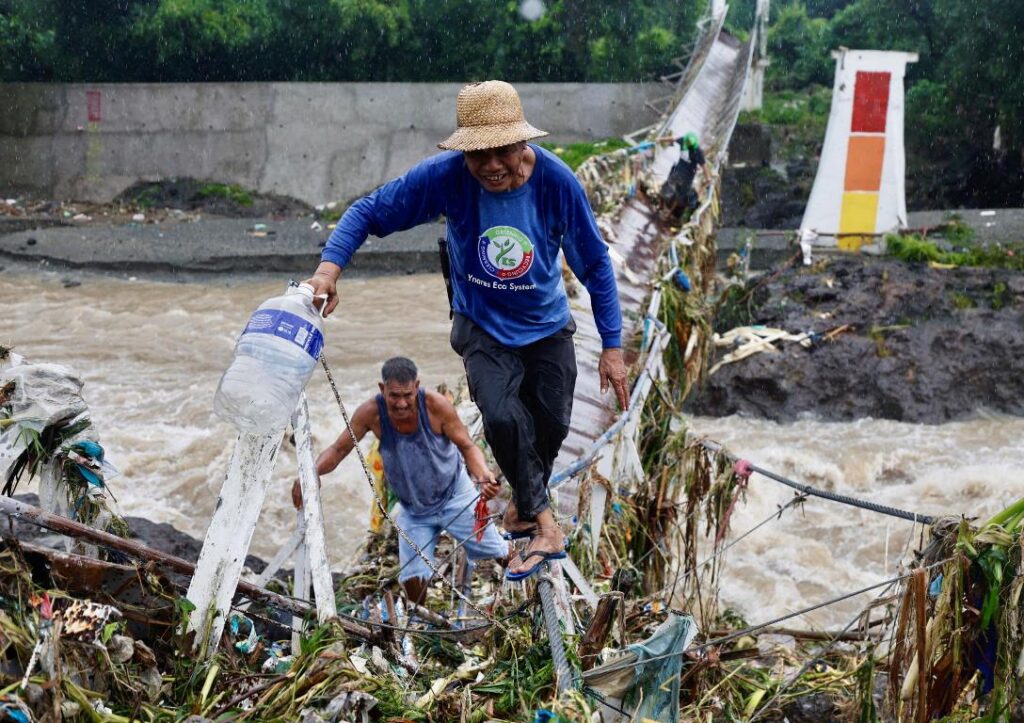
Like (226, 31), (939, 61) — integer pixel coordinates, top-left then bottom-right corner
(0, 0), (702, 83)
(761, 0), (1023, 167)
(0, 1), (54, 80)
(134, 0), (275, 81)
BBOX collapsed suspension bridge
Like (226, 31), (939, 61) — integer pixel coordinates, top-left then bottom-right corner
(1, 3), (1015, 722)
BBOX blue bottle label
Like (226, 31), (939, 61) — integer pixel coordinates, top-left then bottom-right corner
(243, 309), (323, 359)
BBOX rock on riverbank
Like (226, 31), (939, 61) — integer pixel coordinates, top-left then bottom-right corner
(688, 255), (1024, 423)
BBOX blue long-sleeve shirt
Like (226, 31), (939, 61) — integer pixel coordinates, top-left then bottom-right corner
(322, 144), (622, 348)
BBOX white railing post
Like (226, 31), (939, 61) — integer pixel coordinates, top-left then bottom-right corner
(186, 431), (284, 657)
(291, 395), (337, 623)
(292, 514), (309, 654)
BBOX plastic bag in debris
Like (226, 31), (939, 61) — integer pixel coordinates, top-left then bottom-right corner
(298, 691), (378, 723)
(583, 613), (698, 723)
(0, 363), (88, 432)
(1, 363), (90, 483)
(261, 642), (293, 673)
(228, 612), (259, 654)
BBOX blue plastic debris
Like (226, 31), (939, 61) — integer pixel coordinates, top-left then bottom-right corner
(672, 269), (691, 292)
(228, 612), (259, 654)
(0, 694), (32, 723)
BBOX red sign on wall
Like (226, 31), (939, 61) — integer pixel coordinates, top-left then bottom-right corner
(87, 90), (102, 122)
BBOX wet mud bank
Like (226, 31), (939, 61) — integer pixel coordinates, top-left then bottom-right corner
(688, 255), (1024, 423)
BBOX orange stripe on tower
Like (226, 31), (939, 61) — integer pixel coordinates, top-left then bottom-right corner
(844, 135), (885, 191)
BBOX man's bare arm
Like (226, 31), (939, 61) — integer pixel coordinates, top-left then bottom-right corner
(429, 392), (499, 499)
(293, 399), (375, 507)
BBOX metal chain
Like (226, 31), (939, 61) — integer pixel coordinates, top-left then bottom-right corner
(319, 355), (512, 634)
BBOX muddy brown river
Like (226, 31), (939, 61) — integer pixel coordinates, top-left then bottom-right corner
(4, 271), (1023, 627)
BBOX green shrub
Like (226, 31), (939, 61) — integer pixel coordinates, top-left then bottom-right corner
(196, 183), (254, 207)
(888, 234), (1024, 271)
(538, 138), (632, 170)
(886, 234), (944, 264)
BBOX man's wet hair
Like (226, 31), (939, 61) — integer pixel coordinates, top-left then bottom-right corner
(381, 357), (418, 384)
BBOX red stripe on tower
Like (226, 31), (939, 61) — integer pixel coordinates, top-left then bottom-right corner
(850, 71), (890, 133)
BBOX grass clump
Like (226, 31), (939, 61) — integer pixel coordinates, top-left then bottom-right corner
(133, 185), (162, 209)
(949, 291), (976, 310)
(991, 281), (1010, 310)
(318, 206), (344, 222)
(196, 183), (254, 207)
(539, 137), (632, 170)
(887, 233), (1024, 271)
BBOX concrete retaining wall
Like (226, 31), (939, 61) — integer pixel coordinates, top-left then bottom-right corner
(0, 82), (663, 205)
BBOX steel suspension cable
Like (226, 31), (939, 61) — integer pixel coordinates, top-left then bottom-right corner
(695, 438), (936, 525)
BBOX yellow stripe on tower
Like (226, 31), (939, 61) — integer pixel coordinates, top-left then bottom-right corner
(838, 192), (879, 250)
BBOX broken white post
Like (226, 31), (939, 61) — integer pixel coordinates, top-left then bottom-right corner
(561, 553), (599, 611)
(291, 394), (337, 623)
(249, 524), (304, 590)
(187, 431), (284, 657)
(591, 447), (614, 559)
(291, 514), (309, 654)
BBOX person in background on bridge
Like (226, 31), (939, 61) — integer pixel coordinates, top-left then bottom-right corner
(303, 80), (629, 581)
(657, 131), (713, 219)
(292, 357), (509, 604)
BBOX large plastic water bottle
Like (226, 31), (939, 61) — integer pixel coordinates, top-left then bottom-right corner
(214, 283), (325, 434)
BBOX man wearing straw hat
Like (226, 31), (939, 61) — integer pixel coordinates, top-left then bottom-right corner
(304, 81), (628, 581)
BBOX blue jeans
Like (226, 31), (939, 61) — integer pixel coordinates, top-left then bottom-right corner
(395, 469), (507, 583)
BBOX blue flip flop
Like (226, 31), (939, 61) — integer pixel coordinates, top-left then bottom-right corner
(502, 528), (539, 541)
(505, 549), (568, 582)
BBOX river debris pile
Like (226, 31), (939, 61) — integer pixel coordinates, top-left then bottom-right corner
(1, 347), (127, 549)
(9, 393), (1001, 721)
(0, 381), (881, 722)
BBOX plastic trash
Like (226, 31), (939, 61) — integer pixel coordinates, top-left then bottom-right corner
(799, 228), (818, 266)
(228, 612), (259, 654)
(672, 269), (691, 292)
(214, 283), (325, 434)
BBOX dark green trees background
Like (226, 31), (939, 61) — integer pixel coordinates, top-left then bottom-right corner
(0, 0), (702, 83)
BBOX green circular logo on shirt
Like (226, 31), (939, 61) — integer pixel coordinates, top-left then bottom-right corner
(478, 226), (535, 280)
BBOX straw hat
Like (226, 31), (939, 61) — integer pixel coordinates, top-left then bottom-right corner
(437, 81), (548, 152)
